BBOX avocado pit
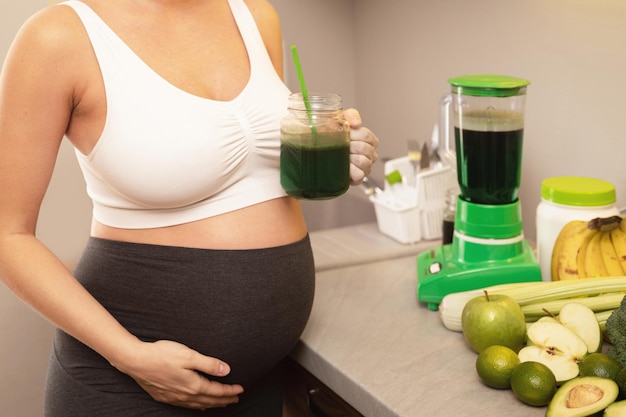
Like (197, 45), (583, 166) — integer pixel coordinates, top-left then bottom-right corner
(566, 384), (603, 408)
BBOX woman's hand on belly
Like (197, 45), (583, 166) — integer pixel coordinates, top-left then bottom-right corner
(114, 339), (244, 410)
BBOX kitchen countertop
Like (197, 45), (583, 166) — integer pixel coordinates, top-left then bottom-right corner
(298, 223), (545, 417)
(309, 222), (431, 272)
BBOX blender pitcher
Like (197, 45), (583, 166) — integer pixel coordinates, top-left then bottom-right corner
(441, 75), (529, 205)
(416, 75), (541, 311)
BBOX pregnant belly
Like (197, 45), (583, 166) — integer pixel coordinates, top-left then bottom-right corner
(71, 235), (315, 387)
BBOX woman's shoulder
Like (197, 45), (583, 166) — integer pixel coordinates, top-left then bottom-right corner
(3, 4), (101, 116)
(243, 0), (281, 30)
(243, 0), (283, 74)
(10, 4), (91, 61)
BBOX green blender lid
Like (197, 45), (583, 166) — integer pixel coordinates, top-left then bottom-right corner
(448, 74), (530, 97)
(541, 176), (617, 207)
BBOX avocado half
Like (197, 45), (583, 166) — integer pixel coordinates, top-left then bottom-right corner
(604, 399), (626, 417)
(546, 377), (619, 417)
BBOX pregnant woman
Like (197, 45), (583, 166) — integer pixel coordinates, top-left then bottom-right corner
(0, 0), (379, 415)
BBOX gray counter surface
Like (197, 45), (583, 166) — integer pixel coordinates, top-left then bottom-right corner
(300, 223), (545, 417)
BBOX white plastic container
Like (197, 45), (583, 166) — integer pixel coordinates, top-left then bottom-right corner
(380, 157), (456, 242)
(536, 176), (619, 281)
(415, 166), (456, 240)
(370, 166), (421, 244)
(370, 195), (421, 244)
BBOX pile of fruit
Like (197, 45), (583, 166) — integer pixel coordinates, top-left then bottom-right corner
(461, 290), (626, 415)
(448, 287), (626, 416)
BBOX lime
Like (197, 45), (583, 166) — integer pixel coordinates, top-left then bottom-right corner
(579, 352), (622, 381)
(510, 361), (557, 406)
(475, 345), (521, 389)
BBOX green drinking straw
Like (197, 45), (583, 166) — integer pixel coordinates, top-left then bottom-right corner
(290, 45), (317, 135)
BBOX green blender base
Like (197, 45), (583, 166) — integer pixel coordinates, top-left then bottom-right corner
(417, 240), (541, 311)
(417, 198), (542, 311)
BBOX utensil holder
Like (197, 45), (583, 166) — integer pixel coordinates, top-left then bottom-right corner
(371, 157), (456, 243)
(370, 195), (422, 244)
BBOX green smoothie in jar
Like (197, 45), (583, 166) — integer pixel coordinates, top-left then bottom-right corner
(280, 131), (350, 199)
(280, 93), (350, 200)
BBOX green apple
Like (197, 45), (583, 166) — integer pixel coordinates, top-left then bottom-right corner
(534, 304), (602, 353)
(518, 320), (588, 384)
(556, 303), (602, 354)
(461, 291), (527, 354)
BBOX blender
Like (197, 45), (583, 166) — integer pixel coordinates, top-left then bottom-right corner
(417, 75), (542, 311)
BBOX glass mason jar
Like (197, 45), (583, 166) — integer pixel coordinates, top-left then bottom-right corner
(280, 93), (350, 200)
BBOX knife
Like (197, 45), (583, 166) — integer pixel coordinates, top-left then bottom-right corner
(420, 142), (430, 170)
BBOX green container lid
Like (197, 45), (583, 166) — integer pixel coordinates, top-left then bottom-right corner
(448, 74), (530, 97)
(541, 176), (616, 207)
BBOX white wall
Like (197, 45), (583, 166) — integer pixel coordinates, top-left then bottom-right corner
(352, 0), (626, 239)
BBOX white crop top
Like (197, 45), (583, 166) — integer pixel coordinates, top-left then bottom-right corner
(63, 0), (291, 229)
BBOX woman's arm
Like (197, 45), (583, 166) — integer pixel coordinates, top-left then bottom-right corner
(0, 7), (242, 409)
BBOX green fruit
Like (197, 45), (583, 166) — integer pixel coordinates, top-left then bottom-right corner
(546, 376), (619, 417)
(518, 319), (587, 384)
(604, 399), (626, 417)
(461, 292), (526, 353)
(510, 361), (557, 407)
(475, 345), (520, 389)
(579, 352), (622, 381)
(616, 367), (626, 400)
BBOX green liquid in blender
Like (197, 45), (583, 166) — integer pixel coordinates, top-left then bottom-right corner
(280, 131), (350, 200)
(455, 127), (523, 205)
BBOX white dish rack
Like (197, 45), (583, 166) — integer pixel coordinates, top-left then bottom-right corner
(370, 156), (457, 244)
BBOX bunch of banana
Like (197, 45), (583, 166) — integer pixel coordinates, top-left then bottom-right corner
(550, 215), (626, 281)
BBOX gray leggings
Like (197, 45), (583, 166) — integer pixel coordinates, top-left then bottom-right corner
(44, 235), (315, 416)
